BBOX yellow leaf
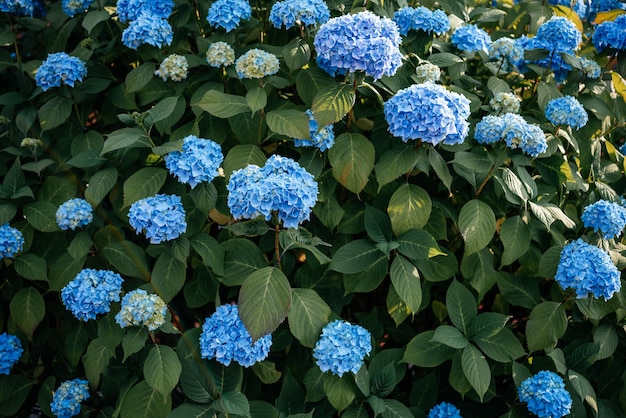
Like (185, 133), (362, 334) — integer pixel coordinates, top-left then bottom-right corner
(611, 71), (626, 102)
(593, 9), (626, 25)
(550, 5), (583, 34)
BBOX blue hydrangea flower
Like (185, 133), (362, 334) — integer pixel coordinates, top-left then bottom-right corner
(165, 135), (224, 188)
(227, 155), (318, 228)
(199, 304), (272, 367)
(0, 333), (23, 375)
(474, 115), (506, 144)
(548, 0), (587, 19)
(35, 52), (87, 91)
(269, 0), (329, 29)
(61, 269), (124, 321)
(115, 289), (167, 331)
(555, 238), (621, 299)
(62, 0), (94, 16)
(500, 113), (547, 157)
(235, 48), (280, 79)
(207, 0), (251, 32)
(50, 379), (90, 418)
(313, 320), (372, 377)
(206, 42), (235, 67)
(392, 7), (449, 36)
(414, 61), (441, 84)
(0, 0), (33, 16)
(428, 402), (462, 418)
(451, 24), (492, 53)
(0, 223), (23, 259)
(582, 200), (626, 239)
(116, 0), (173, 23)
(56, 198), (93, 231)
(620, 143), (626, 155)
(128, 194), (187, 244)
(314, 11), (403, 80)
(384, 83), (471, 145)
(536, 16), (582, 53)
(155, 54), (188, 81)
(592, 14), (626, 51)
(587, 0), (626, 22)
(545, 96), (588, 129)
(293, 109), (335, 151)
(490, 92), (520, 114)
(518, 371), (572, 418)
(488, 37), (524, 70)
(579, 57), (601, 78)
(121, 12), (173, 50)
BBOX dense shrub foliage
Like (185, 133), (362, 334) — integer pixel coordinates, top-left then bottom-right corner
(1, 0), (626, 417)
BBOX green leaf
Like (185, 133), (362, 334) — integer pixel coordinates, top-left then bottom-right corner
(146, 96), (179, 125)
(36, 376), (56, 417)
(467, 312), (511, 340)
(68, 231), (93, 260)
(303, 367), (326, 403)
(239, 267), (292, 341)
(311, 83), (355, 127)
(499, 216), (530, 266)
(222, 144), (267, 179)
(364, 206), (392, 243)
(85, 167), (118, 206)
(144, 345), (182, 397)
(189, 233), (225, 276)
(288, 288), (331, 347)
(98, 314), (124, 349)
(279, 228), (331, 264)
(125, 62), (156, 93)
(497, 273), (541, 309)
(343, 405), (369, 418)
(414, 250), (458, 282)
(537, 81), (563, 110)
(458, 199), (496, 255)
(374, 145), (419, 190)
(10, 287), (45, 339)
(344, 252), (388, 294)
(101, 128), (151, 155)
(0, 203), (16, 224)
(323, 374), (355, 412)
(428, 52), (464, 66)
(246, 87), (267, 114)
(329, 240), (382, 274)
(222, 238), (267, 286)
(65, 325), (88, 367)
(387, 184), (432, 236)
(23, 201), (60, 232)
(49, 253), (87, 291)
(593, 325), (618, 360)
(446, 280), (477, 335)
(568, 370), (598, 415)
(151, 253), (186, 302)
(3, 159), (25, 195)
(296, 67), (334, 107)
(266, 109), (310, 139)
(102, 240), (150, 280)
(431, 325), (469, 349)
(168, 404), (214, 418)
(39, 95), (72, 131)
(381, 399), (415, 418)
(429, 148), (453, 191)
(396, 229), (444, 260)
(120, 381), (171, 418)
(213, 391), (250, 417)
(390, 256), (422, 313)
(83, 338), (114, 389)
(252, 361), (282, 384)
(401, 331), (455, 367)
(122, 327), (148, 362)
(461, 344), (491, 401)
(0, 375), (35, 416)
(123, 167), (167, 208)
(14, 253), (47, 282)
(474, 329), (525, 362)
(328, 133), (374, 194)
(283, 38), (311, 72)
(525, 301), (567, 353)
(195, 90), (250, 118)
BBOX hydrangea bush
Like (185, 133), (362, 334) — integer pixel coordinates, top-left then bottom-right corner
(0, 0), (626, 417)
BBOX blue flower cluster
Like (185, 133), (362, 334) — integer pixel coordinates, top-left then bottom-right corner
(414, 61), (441, 84)
(392, 7), (449, 36)
(384, 83), (471, 145)
(206, 42), (236, 67)
(548, 0), (587, 18)
(545, 96), (588, 129)
(555, 238), (621, 299)
(593, 15), (626, 52)
(314, 11), (402, 80)
(294, 110), (335, 151)
(0, 333), (23, 375)
(269, 0), (329, 29)
(50, 378), (90, 418)
(165, 135), (224, 188)
(518, 371), (572, 418)
(62, 0), (94, 16)
(474, 115), (506, 144)
(620, 143), (626, 155)
(0, 0), (33, 16)
(579, 57), (601, 79)
(61, 269), (123, 321)
(428, 402), (462, 418)
(128, 194), (187, 244)
(0, 223), (24, 259)
(490, 92), (520, 114)
(56, 198), (93, 231)
(582, 200), (626, 239)
(451, 24), (492, 53)
(227, 155), (318, 228)
(155, 54), (188, 82)
(199, 304), (272, 367)
(35, 52), (87, 91)
(313, 320), (372, 377)
(115, 289), (167, 331)
(207, 0), (251, 32)
(474, 113), (547, 157)
(121, 12), (173, 50)
(116, 0), (172, 22)
(235, 48), (280, 79)
(488, 37), (524, 71)
(587, 0), (626, 22)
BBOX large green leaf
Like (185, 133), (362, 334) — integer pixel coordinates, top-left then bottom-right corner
(474, 329), (525, 363)
(102, 240), (150, 280)
(311, 83), (356, 127)
(38, 95), (72, 131)
(446, 280), (477, 335)
(14, 253), (47, 282)
(195, 90), (250, 118)
(222, 238), (267, 286)
(499, 216), (530, 266)
(296, 67), (334, 107)
(525, 301), (568, 353)
(323, 374), (355, 412)
(189, 233), (225, 276)
(396, 229), (444, 260)
(125, 62), (155, 92)
(83, 338), (114, 389)
(101, 128), (151, 155)
(10, 287), (45, 339)
(151, 253), (186, 302)
(430, 325), (469, 349)
(266, 109), (310, 139)
(387, 184), (432, 236)
(122, 167), (167, 208)
(144, 345), (182, 397)
(84, 167), (118, 206)
(401, 331), (455, 367)
(329, 240), (382, 274)
(374, 145), (419, 190)
(222, 144), (267, 179)
(120, 381), (171, 418)
(23, 201), (60, 232)
(328, 133), (375, 194)
(213, 391), (251, 417)
(168, 404), (214, 418)
(288, 288), (331, 347)
(239, 267), (292, 341)
(389, 256), (422, 313)
(458, 199), (496, 255)
(461, 344), (491, 401)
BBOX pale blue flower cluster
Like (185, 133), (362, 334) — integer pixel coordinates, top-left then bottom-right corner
(451, 24), (492, 53)
(579, 57), (601, 78)
(582, 200), (626, 239)
(235, 48), (280, 79)
(207, 0), (251, 32)
(199, 304), (272, 367)
(555, 238), (621, 299)
(62, 0), (94, 16)
(206, 42), (236, 67)
(473, 114), (547, 156)
(51, 379), (90, 418)
(518, 371), (572, 418)
(490, 92), (520, 114)
(121, 12), (173, 50)
(488, 37), (524, 71)
(428, 402), (462, 418)
(587, 0), (626, 21)
(474, 115), (506, 144)
(115, 289), (167, 331)
(155, 54), (188, 81)
(548, 0), (587, 18)
(593, 15), (626, 52)
(227, 155), (318, 228)
(56, 198), (93, 231)
(384, 83), (471, 145)
(545, 96), (588, 129)
(620, 143), (626, 155)
(313, 320), (371, 377)
(128, 194), (187, 244)
(392, 7), (449, 36)
(314, 11), (403, 80)
(35, 52), (87, 91)
(0, 0), (33, 16)
(294, 110), (335, 151)
(165, 135), (224, 188)
(0, 223), (24, 259)
(414, 61), (441, 84)
(0, 333), (22, 375)
(269, 0), (329, 29)
(116, 0), (173, 22)
(61, 269), (123, 321)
